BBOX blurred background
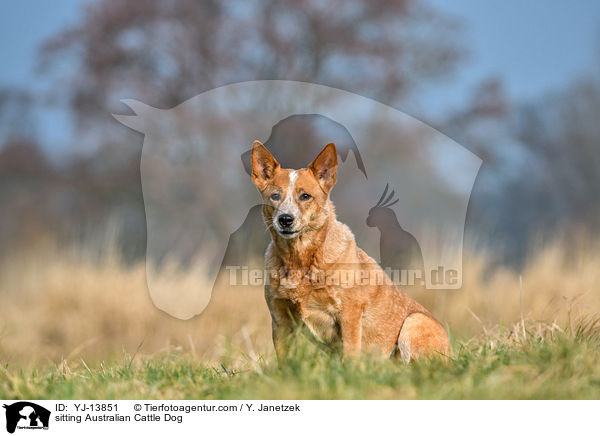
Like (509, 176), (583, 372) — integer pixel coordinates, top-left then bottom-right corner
(1, 0), (600, 363)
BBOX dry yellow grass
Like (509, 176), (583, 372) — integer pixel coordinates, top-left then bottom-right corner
(0, 245), (272, 365)
(1, 235), (599, 365)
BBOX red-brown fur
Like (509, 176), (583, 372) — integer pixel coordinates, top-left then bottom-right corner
(251, 140), (451, 361)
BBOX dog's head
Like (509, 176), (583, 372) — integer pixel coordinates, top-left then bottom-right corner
(251, 140), (337, 239)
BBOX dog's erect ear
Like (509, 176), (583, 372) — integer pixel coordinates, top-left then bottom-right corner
(251, 140), (280, 189)
(309, 143), (338, 193)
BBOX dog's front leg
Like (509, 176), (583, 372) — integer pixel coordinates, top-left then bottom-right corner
(267, 296), (298, 362)
(271, 319), (294, 362)
(340, 302), (363, 357)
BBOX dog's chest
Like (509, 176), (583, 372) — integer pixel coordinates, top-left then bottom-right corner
(300, 288), (342, 344)
(302, 288), (343, 343)
(276, 282), (343, 344)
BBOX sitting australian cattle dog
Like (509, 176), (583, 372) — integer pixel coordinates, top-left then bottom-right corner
(251, 140), (451, 361)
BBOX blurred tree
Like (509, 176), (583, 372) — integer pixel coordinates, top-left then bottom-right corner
(0, 89), (36, 144)
(12, 0), (464, 262)
(3, 0), (597, 270)
(518, 78), (600, 232)
(447, 76), (600, 266)
(40, 0), (464, 136)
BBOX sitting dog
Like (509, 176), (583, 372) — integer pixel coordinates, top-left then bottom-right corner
(251, 140), (451, 361)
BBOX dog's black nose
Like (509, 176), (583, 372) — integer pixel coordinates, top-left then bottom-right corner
(278, 214), (294, 228)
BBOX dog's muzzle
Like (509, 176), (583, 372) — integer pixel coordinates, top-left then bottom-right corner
(276, 213), (299, 237)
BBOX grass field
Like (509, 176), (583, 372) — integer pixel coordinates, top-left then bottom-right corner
(1, 235), (600, 399)
(2, 318), (600, 399)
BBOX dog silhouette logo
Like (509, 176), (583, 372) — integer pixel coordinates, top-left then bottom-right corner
(3, 402), (50, 433)
(113, 80), (482, 319)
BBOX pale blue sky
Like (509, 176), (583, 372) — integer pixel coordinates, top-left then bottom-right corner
(0, 1), (85, 89)
(423, 0), (600, 115)
(0, 0), (86, 152)
(1, 1), (599, 154)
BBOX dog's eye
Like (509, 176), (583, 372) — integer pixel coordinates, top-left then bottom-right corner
(300, 193), (312, 201)
(270, 193), (281, 201)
